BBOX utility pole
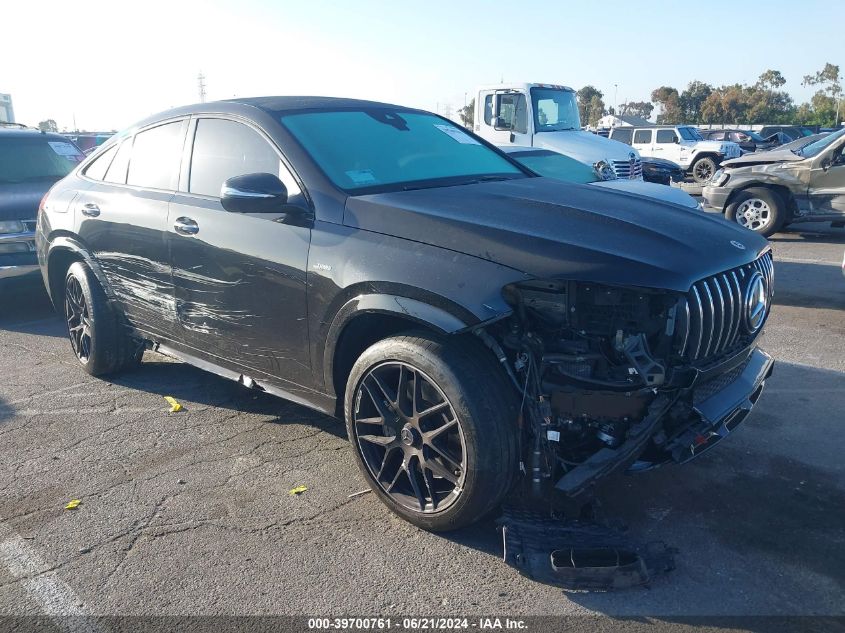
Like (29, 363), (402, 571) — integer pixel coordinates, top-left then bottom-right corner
(198, 72), (207, 103)
(614, 83), (618, 115)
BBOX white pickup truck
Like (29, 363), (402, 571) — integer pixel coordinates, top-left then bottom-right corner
(474, 83), (643, 180)
(608, 125), (742, 183)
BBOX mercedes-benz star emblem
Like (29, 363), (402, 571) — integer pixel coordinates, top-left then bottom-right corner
(731, 240), (746, 250)
(744, 271), (768, 334)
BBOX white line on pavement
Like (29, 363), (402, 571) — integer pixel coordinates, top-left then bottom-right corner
(0, 520), (101, 633)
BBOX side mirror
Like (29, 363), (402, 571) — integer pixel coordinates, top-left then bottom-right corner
(221, 173), (287, 214)
(673, 136), (680, 144)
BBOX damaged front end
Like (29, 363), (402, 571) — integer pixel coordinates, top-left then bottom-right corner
(480, 251), (775, 588)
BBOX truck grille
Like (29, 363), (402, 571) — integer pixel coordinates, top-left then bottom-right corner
(677, 251), (774, 363)
(612, 158), (643, 179)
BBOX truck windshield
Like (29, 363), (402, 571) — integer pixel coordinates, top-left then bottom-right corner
(280, 109), (525, 193)
(530, 88), (581, 132)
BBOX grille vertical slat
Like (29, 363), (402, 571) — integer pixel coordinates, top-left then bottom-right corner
(709, 278), (725, 354)
(700, 281), (716, 358)
(690, 286), (704, 360)
(717, 274), (735, 352)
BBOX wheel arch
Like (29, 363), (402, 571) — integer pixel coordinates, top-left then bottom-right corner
(325, 293), (509, 415)
(44, 236), (113, 310)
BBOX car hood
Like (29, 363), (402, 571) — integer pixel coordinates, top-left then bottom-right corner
(532, 130), (639, 165)
(593, 179), (699, 208)
(723, 149), (804, 168)
(344, 178), (768, 293)
(0, 179), (58, 221)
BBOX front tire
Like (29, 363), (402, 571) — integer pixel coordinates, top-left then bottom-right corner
(344, 333), (518, 531)
(691, 156), (717, 183)
(64, 261), (142, 376)
(726, 187), (785, 237)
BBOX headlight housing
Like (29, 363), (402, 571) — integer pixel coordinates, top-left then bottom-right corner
(711, 169), (730, 187)
(0, 220), (25, 234)
(593, 160), (617, 181)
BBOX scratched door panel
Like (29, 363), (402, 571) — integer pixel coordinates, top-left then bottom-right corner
(168, 193), (312, 385)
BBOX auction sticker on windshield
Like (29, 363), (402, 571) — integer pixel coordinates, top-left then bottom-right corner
(434, 124), (479, 145)
(48, 141), (84, 160)
(345, 169), (378, 185)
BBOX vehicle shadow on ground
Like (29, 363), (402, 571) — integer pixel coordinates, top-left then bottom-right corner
(0, 280), (63, 338)
(109, 358), (347, 440)
(772, 260), (845, 311)
(770, 225), (844, 244)
(442, 361), (845, 614)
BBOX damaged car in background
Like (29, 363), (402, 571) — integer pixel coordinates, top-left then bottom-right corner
(704, 127), (845, 236)
(37, 97), (774, 588)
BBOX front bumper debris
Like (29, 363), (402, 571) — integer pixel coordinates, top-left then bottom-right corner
(556, 348), (774, 494)
(499, 508), (676, 590)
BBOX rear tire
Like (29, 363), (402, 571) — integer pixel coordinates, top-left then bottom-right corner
(344, 332), (518, 531)
(64, 262), (143, 376)
(726, 187), (785, 237)
(691, 156), (717, 183)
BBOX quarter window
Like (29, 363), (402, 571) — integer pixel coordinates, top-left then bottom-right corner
(126, 121), (186, 190)
(84, 145), (117, 181)
(656, 129), (677, 144)
(188, 118), (300, 199)
(633, 129), (652, 144)
(104, 140), (132, 184)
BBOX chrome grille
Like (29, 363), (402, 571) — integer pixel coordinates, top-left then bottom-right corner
(612, 158), (643, 179)
(678, 251), (773, 363)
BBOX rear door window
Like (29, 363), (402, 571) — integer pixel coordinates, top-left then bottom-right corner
(126, 120), (187, 190)
(633, 129), (652, 144)
(656, 129), (678, 144)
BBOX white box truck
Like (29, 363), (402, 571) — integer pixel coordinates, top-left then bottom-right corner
(474, 83), (643, 179)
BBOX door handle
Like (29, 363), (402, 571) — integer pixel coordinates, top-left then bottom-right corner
(174, 217), (199, 235)
(81, 202), (100, 217)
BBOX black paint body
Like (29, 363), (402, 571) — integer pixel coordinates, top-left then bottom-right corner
(36, 97), (770, 415)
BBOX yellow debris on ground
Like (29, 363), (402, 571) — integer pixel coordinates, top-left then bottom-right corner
(163, 396), (183, 412)
(65, 499), (81, 510)
(289, 485), (308, 496)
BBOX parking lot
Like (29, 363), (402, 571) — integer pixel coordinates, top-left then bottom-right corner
(0, 221), (843, 624)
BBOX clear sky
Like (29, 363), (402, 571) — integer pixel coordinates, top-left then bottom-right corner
(3, 0), (843, 131)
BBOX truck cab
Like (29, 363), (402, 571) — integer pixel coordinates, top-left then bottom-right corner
(474, 83), (643, 179)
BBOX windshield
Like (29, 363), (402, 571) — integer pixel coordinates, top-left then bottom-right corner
(679, 127), (702, 141)
(510, 150), (597, 184)
(798, 127), (845, 158)
(530, 88), (581, 132)
(280, 110), (525, 193)
(0, 137), (84, 184)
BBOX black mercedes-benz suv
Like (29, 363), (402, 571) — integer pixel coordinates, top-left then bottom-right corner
(37, 97), (774, 531)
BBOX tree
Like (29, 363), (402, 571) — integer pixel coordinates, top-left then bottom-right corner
(38, 119), (58, 133)
(459, 98), (474, 128)
(802, 63), (842, 126)
(577, 86), (604, 127)
(756, 69), (786, 90)
(619, 101), (654, 120)
(651, 86), (683, 124)
(679, 81), (713, 124)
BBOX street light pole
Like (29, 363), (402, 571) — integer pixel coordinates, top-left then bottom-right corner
(614, 83), (618, 115)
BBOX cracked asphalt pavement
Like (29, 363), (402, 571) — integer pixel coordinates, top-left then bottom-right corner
(0, 221), (843, 623)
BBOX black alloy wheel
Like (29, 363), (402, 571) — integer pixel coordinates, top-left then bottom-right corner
(65, 274), (92, 364)
(353, 361), (466, 513)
